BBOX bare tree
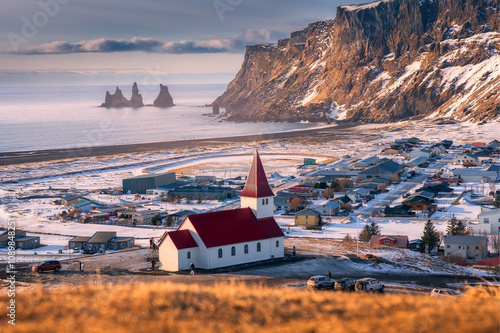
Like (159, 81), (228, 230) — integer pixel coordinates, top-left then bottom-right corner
(489, 234), (500, 255)
(290, 197), (302, 211)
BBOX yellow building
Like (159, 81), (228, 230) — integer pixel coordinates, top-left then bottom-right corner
(294, 209), (321, 226)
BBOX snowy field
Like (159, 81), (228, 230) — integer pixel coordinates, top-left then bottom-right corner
(0, 120), (499, 271)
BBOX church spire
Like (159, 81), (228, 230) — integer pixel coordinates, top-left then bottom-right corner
(240, 150), (274, 198)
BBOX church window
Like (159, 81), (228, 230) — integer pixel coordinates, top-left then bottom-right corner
(276, 240), (279, 247)
(257, 242), (261, 252)
(218, 248), (223, 258)
(262, 199), (265, 205)
(266, 198), (269, 204)
(244, 244), (249, 254)
(231, 246), (236, 256)
(187, 251), (191, 259)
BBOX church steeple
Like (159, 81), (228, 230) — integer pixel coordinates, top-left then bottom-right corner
(240, 150), (274, 219)
(240, 150), (274, 198)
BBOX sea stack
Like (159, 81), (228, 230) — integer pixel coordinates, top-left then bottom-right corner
(153, 84), (175, 108)
(100, 87), (130, 108)
(212, 102), (220, 115)
(129, 82), (144, 108)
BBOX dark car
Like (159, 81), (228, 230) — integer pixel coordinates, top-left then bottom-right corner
(32, 260), (61, 273)
(334, 278), (356, 291)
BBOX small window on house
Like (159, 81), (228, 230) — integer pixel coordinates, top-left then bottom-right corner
(187, 251), (191, 259)
(447, 245), (450, 248)
(262, 199), (265, 205)
(257, 242), (261, 252)
(484, 218), (490, 223)
(231, 246), (236, 256)
(384, 240), (390, 245)
(266, 198), (269, 204)
(475, 246), (479, 250)
(276, 240), (279, 248)
(458, 246), (461, 249)
(244, 244), (248, 254)
(218, 248), (223, 258)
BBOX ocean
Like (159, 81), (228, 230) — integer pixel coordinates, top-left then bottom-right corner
(0, 84), (318, 153)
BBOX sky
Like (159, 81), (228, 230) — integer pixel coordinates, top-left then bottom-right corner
(1, 0), (367, 86)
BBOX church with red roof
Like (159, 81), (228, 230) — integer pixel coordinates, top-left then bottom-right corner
(158, 150), (284, 271)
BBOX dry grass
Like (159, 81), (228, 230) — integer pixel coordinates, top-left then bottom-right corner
(1, 281), (498, 333)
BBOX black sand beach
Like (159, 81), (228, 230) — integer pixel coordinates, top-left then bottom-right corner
(0, 122), (361, 166)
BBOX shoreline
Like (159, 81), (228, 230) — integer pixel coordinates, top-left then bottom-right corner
(0, 122), (361, 166)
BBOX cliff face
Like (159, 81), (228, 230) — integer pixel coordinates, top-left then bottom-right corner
(214, 0), (500, 122)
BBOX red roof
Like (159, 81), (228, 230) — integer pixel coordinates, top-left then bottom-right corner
(474, 257), (500, 267)
(160, 229), (198, 249)
(240, 150), (274, 198)
(179, 207), (283, 248)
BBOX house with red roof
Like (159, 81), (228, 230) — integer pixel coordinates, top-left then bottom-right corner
(370, 235), (409, 248)
(158, 150), (284, 271)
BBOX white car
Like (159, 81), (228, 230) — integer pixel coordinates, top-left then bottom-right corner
(355, 278), (385, 293)
(307, 276), (335, 290)
(430, 288), (463, 297)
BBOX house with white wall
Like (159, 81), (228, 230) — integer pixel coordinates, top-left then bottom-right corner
(158, 150), (284, 271)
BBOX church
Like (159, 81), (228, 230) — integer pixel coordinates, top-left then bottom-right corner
(158, 150), (285, 271)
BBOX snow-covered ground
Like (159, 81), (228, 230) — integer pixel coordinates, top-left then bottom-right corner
(0, 120), (498, 275)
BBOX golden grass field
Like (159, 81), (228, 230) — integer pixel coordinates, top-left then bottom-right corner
(1, 282), (498, 333)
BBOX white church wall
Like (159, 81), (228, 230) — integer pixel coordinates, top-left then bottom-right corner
(179, 218), (210, 268)
(159, 237), (180, 271)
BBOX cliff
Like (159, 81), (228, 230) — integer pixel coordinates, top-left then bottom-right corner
(214, 0), (500, 122)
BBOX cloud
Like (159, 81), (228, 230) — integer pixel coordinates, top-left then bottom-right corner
(8, 29), (285, 55)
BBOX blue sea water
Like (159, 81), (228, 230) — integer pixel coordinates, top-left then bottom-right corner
(0, 84), (317, 152)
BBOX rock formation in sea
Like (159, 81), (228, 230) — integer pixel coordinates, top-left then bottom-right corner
(129, 82), (144, 108)
(100, 87), (130, 108)
(100, 83), (144, 108)
(212, 102), (220, 115)
(153, 84), (175, 108)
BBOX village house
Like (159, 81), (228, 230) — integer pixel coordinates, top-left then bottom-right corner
(294, 208), (321, 226)
(316, 170), (360, 182)
(444, 235), (488, 262)
(453, 153), (479, 166)
(352, 156), (379, 169)
(384, 204), (414, 217)
(312, 200), (340, 216)
(61, 194), (86, 206)
(158, 150), (284, 271)
(406, 156), (428, 168)
(453, 168), (498, 183)
(122, 210), (161, 225)
(370, 235), (409, 249)
(467, 208), (500, 235)
(410, 149), (431, 160)
(358, 160), (405, 182)
(0, 230), (41, 249)
(69, 231), (135, 251)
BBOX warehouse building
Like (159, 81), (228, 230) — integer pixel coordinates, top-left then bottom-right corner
(123, 172), (176, 194)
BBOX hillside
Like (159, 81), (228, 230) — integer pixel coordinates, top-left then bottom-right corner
(214, 0), (500, 123)
(1, 282), (498, 332)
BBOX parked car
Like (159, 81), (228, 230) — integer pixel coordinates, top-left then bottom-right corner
(32, 260), (61, 273)
(430, 288), (463, 297)
(355, 278), (385, 293)
(307, 276), (335, 290)
(334, 278), (356, 291)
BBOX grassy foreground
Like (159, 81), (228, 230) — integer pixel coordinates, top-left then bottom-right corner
(1, 282), (498, 333)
